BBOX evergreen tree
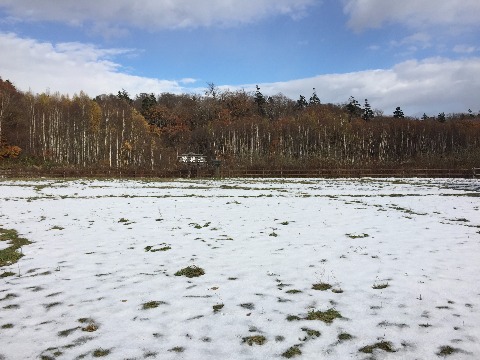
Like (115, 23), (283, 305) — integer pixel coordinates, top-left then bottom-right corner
(362, 99), (374, 121)
(421, 113), (428, 121)
(393, 106), (405, 119)
(437, 112), (446, 123)
(138, 93), (157, 115)
(117, 89), (132, 104)
(309, 88), (320, 106)
(345, 96), (362, 121)
(296, 95), (308, 109)
(254, 85), (266, 115)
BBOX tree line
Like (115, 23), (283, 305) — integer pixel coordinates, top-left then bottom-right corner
(1, 77), (479, 172)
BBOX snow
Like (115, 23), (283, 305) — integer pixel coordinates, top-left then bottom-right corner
(0, 177), (479, 359)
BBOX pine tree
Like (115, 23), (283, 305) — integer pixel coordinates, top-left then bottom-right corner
(309, 88), (320, 106)
(393, 106), (405, 119)
(346, 96), (362, 121)
(254, 85), (266, 115)
(437, 112), (446, 123)
(138, 93), (157, 115)
(296, 95), (308, 109)
(117, 89), (132, 104)
(421, 113), (428, 121)
(362, 99), (374, 121)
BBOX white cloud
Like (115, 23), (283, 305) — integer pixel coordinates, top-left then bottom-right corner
(2, 33), (479, 116)
(0, 0), (316, 31)
(179, 78), (198, 85)
(343, 0), (480, 31)
(235, 57), (480, 116)
(0, 32), (185, 96)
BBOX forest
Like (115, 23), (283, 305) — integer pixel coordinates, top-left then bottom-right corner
(1, 77), (479, 174)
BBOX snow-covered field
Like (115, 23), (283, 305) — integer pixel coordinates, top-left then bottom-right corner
(0, 177), (479, 360)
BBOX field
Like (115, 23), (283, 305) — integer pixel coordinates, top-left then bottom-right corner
(0, 178), (479, 359)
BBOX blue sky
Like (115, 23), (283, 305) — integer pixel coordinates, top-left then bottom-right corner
(0, 0), (479, 116)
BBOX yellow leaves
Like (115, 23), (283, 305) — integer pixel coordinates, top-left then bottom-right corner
(122, 140), (133, 152)
(132, 110), (150, 131)
(89, 102), (102, 132)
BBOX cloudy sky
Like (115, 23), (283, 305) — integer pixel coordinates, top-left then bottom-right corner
(0, 0), (479, 116)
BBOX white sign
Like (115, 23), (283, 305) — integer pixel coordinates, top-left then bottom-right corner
(178, 154), (206, 164)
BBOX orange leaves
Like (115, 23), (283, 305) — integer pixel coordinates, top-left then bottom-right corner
(0, 145), (21, 159)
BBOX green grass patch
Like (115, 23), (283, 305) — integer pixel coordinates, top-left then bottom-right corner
(338, 332), (353, 341)
(93, 348), (110, 357)
(44, 302), (62, 309)
(282, 345), (302, 358)
(286, 315), (302, 322)
(0, 227), (32, 267)
(301, 327), (321, 338)
(286, 289), (302, 294)
(189, 222), (210, 229)
(449, 218), (469, 222)
(143, 351), (157, 358)
(142, 301), (167, 310)
(346, 233), (369, 239)
(1, 323), (14, 329)
(145, 245), (171, 252)
(436, 345), (460, 357)
(242, 335), (267, 346)
(306, 308), (342, 323)
(151, 246), (171, 252)
(174, 265), (205, 278)
(0, 271), (15, 278)
(312, 283), (332, 291)
(213, 304), (224, 313)
(49, 225), (64, 230)
(240, 303), (255, 310)
(359, 341), (396, 353)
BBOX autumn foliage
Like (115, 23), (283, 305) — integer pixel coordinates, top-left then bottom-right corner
(0, 145), (21, 159)
(1, 77), (479, 172)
